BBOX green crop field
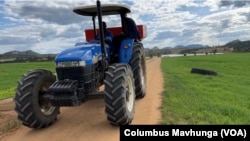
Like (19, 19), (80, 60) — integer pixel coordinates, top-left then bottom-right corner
(0, 61), (55, 100)
(161, 53), (250, 124)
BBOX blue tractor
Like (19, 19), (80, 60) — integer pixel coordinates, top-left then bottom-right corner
(14, 0), (147, 128)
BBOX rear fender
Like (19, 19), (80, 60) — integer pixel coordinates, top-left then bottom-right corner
(119, 39), (134, 63)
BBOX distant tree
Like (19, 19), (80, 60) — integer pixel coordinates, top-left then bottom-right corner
(149, 50), (153, 58)
(213, 48), (217, 54)
(48, 55), (53, 61)
(156, 52), (161, 57)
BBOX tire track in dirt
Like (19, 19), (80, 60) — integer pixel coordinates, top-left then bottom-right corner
(0, 57), (163, 141)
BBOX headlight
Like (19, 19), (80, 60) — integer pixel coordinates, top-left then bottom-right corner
(123, 43), (131, 49)
(56, 61), (86, 68)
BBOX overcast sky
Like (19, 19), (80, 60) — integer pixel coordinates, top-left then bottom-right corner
(0, 0), (250, 54)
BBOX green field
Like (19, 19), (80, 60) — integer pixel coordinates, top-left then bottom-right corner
(0, 61), (55, 100)
(161, 53), (250, 124)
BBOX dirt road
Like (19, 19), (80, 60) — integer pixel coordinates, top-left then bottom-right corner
(0, 57), (163, 141)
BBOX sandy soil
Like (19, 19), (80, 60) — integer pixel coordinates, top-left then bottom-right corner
(0, 57), (163, 141)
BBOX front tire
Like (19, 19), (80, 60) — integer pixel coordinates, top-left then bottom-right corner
(104, 64), (135, 125)
(14, 69), (60, 129)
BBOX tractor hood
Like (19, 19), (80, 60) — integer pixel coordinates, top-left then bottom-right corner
(55, 44), (102, 65)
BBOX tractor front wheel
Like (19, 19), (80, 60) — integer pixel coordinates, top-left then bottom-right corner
(14, 69), (60, 129)
(104, 63), (135, 125)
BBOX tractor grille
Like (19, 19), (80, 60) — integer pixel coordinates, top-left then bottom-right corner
(56, 65), (94, 82)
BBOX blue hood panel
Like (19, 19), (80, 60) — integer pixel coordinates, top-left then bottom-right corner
(55, 44), (102, 65)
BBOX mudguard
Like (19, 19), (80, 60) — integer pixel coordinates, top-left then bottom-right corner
(55, 43), (103, 65)
(119, 39), (134, 63)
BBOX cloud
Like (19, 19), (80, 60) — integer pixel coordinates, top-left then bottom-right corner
(30, 38), (76, 54)
(182, 28), (200, 37)
(0, 26), (41, 45)
(0, 0), (250, 54)
(219, 0), (250, 7)
(3, 0), (93, 25)
(18, 5), (84, 25)
(154, 31), (181, 40)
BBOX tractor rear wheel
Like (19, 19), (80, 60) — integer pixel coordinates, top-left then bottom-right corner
(129, 42), (147, 98)
(14, 69), (60, 129)
(104, 63), (135, 125)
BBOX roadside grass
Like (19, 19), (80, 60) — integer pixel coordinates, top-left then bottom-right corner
(160, 53), (250, 124)
(3, 120), (21, 133)
(0, 61), (55, 100)
(0, 112), (21, 134)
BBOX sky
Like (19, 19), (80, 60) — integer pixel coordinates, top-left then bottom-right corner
(0, 0), (249, 54)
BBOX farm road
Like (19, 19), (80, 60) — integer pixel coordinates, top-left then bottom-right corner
(0, 57), (163, 141)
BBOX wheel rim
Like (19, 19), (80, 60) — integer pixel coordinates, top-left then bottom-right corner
(126, 76), (135, 112)
(39, 84), (56, 115)
(40, 101), (56, 115)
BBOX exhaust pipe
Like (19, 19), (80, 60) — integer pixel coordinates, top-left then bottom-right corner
(96, 0), (106, 60)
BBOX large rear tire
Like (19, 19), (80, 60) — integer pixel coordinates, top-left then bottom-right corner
(14, 69), (60, 129)
(104, 64), (135, 125)
(129, 42), (147, 98)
